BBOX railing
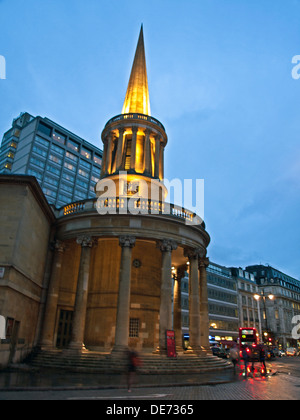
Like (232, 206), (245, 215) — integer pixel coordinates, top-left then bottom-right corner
(58, 197), (204, 227)
(105, 113), (165, 132)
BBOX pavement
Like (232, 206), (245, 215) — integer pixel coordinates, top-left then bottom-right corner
(1, 362), (300, 400)
(0, 364), (236, 391)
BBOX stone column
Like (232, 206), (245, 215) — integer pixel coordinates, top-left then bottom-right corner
(100, 137), (108, 178)
(173, 266), (186, 353)
(157, 239), (177, 353)
(154, 135), (161, 179)
(130, 126), (138, 172)
(113, 236), (136, 354)
(105, 132), (114, 175)
(185, 248), (201, 353)
(143, 129), (151, 176)
(116, 127), (125, 171)
(159, 145), (164, 180)
(40, 240), (65, 349)
(199, 256), (210, 350)
(68, 236), (96, 352)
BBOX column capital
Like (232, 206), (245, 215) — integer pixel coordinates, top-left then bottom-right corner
(157, 239), (177, 253)
(184, 247), (202, 260)
(119, 236), (136, 248)
(144, 128), (152, 136)
(107, 130), (115, 139)
(199, 256), (210, 268)
(51, 240), (66, 253)
(76, 236), (97, 248)
(118, 126), (126, 135)
(131, 125), (139, 134)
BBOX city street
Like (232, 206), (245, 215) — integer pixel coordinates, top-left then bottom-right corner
(0, 358), (299, 400)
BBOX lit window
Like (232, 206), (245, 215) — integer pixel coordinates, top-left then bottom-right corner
(49, 154), (62, 165)
(81, 147), (91, 160)
(66, 151), (78, 162)
(78, 168), (88, 178)
(64, 162), (76, 172)
(67, 139), (79, 152)
(52, 131), (66, 145)
(94, 155), (102, 165)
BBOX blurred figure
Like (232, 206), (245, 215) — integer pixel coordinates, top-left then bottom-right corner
(127, 349), (141, 392)
(241, 345), (250, 378)
(258, 343), (267, 374)
(229, 341), (239, 372)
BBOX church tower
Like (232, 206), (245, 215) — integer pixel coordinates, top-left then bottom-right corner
(97, 26), (168, 204)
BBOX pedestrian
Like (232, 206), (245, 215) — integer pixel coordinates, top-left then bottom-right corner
(241, 345), (250, 378)
(127, 349), (141, 392)
(229, 342), (239, 372)
(259, 344), (267, 375)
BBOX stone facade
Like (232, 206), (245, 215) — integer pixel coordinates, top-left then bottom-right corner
(0, 175), (54, 368)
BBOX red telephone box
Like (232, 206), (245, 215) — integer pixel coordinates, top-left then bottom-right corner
(166, 330), (177, 358)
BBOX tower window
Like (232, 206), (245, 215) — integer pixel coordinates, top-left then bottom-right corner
(125, 138), (132, 170)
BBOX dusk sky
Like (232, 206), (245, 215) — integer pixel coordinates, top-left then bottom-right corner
(1, 0), (299, 279)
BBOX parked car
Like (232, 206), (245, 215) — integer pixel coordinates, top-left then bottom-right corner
(278, 350), (286, 357)
(211, 346), (230, 359)
(286, 347), (297, 356)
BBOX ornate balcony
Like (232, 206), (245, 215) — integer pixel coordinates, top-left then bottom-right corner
(56, 197), (205, 227)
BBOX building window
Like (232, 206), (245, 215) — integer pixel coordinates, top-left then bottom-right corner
(52, 131), (66, 145)
(78, 168), (89, 178)
(28, 168), (43, 180)
(51, 144), (64, 156)
(38, 122), (52, 137)
(94, 154), (102, 165)
(49, 154), (62, 165)
(35, 136), (50, 148)
(44, 176), (59, 187)
(80, 159), (91, 170)
(81, 147), (92, 160)
(129, 318), (140, 338)
(43, 188), (57, 199)
(30, 157), (45, 169)
(47, 164), (61, 176)
(67, 139), (79, 152)
(32, 145), (48, 158)
(66, 151), (78, 162)
(60, 183), (73, 194)
(76, 179), (88, 189)
(64, 162), (76, 172)
(62, 172), (75, 183)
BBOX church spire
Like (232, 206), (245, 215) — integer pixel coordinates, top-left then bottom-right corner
(122, 25), (151, 116)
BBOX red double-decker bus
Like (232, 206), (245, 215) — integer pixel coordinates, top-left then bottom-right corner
(239, 327), (259, 361)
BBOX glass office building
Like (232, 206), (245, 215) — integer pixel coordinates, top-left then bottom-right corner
(0, 112), (103, 208)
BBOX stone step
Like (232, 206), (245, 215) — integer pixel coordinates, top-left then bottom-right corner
(28, 350), (232, 374)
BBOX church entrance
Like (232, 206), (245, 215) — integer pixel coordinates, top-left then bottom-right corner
(56, 309), (73, 349)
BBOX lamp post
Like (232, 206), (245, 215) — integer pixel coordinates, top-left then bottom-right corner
(254, 291), (275, 344)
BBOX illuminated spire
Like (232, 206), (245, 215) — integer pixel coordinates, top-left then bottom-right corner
(122, 25), (151, 116)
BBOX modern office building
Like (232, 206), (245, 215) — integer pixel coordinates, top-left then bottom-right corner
(0, 112), (103, 207)
(207, 262), (239, 343)
(246, 264), (300, 349)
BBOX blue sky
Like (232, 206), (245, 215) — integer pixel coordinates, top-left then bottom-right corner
(0, 0), (300, 278)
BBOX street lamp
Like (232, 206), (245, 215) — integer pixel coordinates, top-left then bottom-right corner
(254, 291), (275, 343)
